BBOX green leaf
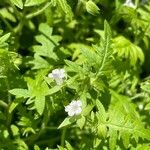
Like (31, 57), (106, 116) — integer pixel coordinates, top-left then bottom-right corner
(0, 33), (11, 44)
(76, 115), (86, 129)
(13, 139), (28, 149)
(56, 0), (73, 19)
(25, 0), (46, 7)
(58, 117), (75, 129)
(65, 60), (85, 74)
(0, 32), (10, 50)
(93, 20), (113, 76)
(145, 103), (150, 110)
(112, 36), (144, 65)
(141, 81), (150, 94)
(80, 47), (100, 70)
(11, 124), (19, 137)
(82, 104), (94, 116)
(65, 141), (74, 150)
(96, 99), (107, 122)
(0, 8), (16, 22)
(97, 124), (107, 139)
(35, 96), (45, 115)
(30, 23), (61, 69)
(48, 85), (62, 95)
(30, 54), (50, 70)
(57, 146), (66, 150)
(9, 89), (30, 98)
(93, 138), (101, 148)
(121, 132), (130, 148)
(24, 71), (50, 115)
(10, 0), (23, 9)
(106, 91), (150, 145)
(109, 130), (117, 150)
(34, 145), (40, 150)
(9, 98), (24, 113)
(0, 49), (16, 76)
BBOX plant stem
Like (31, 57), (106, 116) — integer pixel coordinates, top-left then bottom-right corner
(14, 13), (26, 34)
(4, 78), (13, 139)
(5, 79), (12, 126)
(24, 103), (51, 145)
(24, 125), (59, 145)
(5, 78), (11, 104)
(26, 2), (52, 19)
(45, 126), (58, 130)
(0, 100), (8, 109)
(61, 128), (67, 147)
(8, 0), (22, 20)
(75, 0), (85, 15)
(131, 93), (146, 100)
(0, 14), (13, 32)
(35, 137), (59, 146)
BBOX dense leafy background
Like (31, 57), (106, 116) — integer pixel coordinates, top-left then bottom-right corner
(0, 0), (150, 149)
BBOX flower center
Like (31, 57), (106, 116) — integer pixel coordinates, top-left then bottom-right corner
(71, 104), (79, 111)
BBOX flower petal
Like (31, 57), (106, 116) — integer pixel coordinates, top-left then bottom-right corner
(123, 0), (136, 8)
(52, 69), (59, 74)
(70, 100), (76, 106)
(68, 111), (75, 116)
(48, 73), (53, 78)
(77, 100), (82, 107)
(65, 100), (83, 117)
(55, 78), (63, 85)
(65, 105), (70, 112)
(60, 69), (65, 78)
(75, 107), (82, 115)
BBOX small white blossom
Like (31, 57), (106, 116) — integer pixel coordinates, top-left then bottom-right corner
(65, 100), (82, 117)
(48, 68), (66, 85)
(123, 0), (136, 9)
(138, 104), (144, 110)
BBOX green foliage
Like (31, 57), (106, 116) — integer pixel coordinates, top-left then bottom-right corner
(10, 0), (23, 9)
(86, 0), (100, 15)
(56, 0), (73, 19)
(25, 0), (47, 7)
(0, 0), (150, 149)
(112, 36), (144, 65)
(108, 91), (150, 149)
(30, 23), (61, 69)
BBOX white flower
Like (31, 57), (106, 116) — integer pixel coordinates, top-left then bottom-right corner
(65, 100), (82, 117)
(123, 0), (136, 8)
(138, 104), (144, 110)
(48, 68), (66, 85)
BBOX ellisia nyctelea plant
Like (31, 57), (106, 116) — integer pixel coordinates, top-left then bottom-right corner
(0, 0), (150, 149)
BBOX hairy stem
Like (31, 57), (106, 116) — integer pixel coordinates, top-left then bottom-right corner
(0, 14), (13, 32)
(5, 78), (12, 127)
(0, 100), (8, 109)
(5, 78), (11, 104)
(26, 2), (52, 19)
(45, 126), (58, 130)
(61, 128), (67, 147)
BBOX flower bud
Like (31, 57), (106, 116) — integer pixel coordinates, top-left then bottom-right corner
(86, 1), (100, 15)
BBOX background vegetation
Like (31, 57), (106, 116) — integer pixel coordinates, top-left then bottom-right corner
(0, 0), (150, 149)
